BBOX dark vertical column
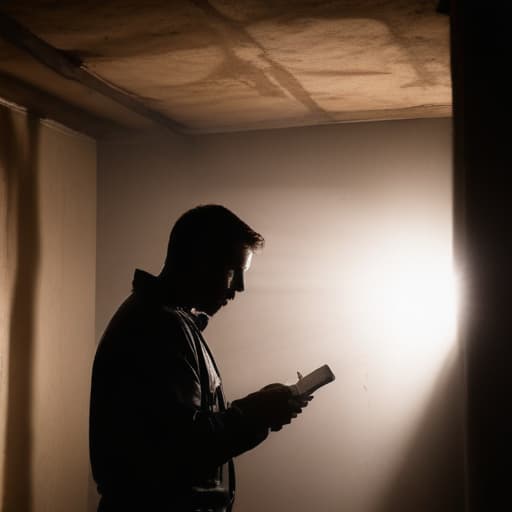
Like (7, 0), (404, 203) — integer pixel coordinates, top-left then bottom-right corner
(1, 107), (40, 512)
(451, 2), (512, 510)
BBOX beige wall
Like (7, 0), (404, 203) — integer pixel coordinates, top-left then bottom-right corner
(0, 104), (97, 512)
(97, 118), (464, 511)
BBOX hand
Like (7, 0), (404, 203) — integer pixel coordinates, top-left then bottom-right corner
(259, 382), (287, 392)
(232, 383), (312, 431)
(269, 391), (313, 432)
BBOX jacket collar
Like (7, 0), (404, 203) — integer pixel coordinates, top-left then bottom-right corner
(132, 269), (209, 331)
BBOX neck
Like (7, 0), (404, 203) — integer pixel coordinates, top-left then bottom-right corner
(158, 268), (194, 310)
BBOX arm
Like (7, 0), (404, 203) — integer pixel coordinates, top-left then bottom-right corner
(90, 303), (306, 488)
(141, 312), (306, 476)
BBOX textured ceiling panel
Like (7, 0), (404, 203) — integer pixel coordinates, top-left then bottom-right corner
(0, 0), (451, 133)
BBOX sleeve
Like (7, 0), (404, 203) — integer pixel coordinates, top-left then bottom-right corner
(122, 308), (268, 483)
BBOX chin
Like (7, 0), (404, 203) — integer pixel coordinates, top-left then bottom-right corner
(196, 297), (226, 317)
(201, 303), (221, 317)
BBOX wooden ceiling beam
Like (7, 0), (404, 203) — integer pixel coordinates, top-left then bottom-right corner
(0, 10), (186, 135)
(0, 71), (134, 139)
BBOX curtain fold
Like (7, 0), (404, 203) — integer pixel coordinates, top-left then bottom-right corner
(0, 104), (40, 511)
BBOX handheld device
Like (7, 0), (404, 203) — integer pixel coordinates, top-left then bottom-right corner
(289, 364), (335, 397)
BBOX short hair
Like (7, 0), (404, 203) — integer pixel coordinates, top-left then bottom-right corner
(164, 204), (264, 269)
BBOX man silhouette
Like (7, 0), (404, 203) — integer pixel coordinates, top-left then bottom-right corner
(89, 205), (309, 512)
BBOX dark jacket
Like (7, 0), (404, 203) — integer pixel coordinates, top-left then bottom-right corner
(89, 270), (268, 511)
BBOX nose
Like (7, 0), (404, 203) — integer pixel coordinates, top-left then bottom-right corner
(232, 270), (245, 293)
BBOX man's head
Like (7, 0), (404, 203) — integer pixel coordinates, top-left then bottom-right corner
(160, 205), (264, 316)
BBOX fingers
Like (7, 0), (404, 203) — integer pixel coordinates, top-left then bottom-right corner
(237, 385), (314, 432)
(268, 396), (314, 432)
(294, 394), (314, 404)
(288, 395), (313, 412)
(287, 399), (303, 414)
(260, 382), (288, 392)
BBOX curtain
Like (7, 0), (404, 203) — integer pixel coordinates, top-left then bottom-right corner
(0, 104), (40, 511)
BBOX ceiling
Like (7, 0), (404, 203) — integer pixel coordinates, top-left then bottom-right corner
(0, 0), (451, 136)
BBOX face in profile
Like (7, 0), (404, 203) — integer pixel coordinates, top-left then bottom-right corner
(194, 246), (253, 316)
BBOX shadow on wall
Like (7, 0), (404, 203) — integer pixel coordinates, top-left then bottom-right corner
(0, 105), (41, 512)
(377, 351), (465, 512)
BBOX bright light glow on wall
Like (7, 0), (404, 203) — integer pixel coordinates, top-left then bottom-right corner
(360, 256), (457, 344)
(350, 230), (458, 371)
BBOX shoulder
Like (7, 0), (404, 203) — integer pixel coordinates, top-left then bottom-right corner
(96, 296), (195, 362)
